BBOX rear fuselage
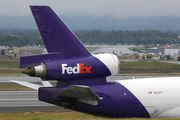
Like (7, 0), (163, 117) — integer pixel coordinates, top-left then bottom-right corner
(39, 77), (180, 118)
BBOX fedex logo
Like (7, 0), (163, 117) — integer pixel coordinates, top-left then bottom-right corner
(62, 63), (92, 74)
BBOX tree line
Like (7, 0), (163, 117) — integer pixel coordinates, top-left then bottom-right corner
(75, 30), (180, 45)
(0, 29), (43, 47)
(0, 29), (180, 47)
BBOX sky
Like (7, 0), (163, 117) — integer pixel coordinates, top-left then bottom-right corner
(0, 0), (180, 30)
(1, 0), (180, 18)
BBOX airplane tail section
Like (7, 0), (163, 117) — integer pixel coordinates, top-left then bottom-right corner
(30, 6), (91, 58)
(20, 6), (119, 83)
(20, 6), (91, 68)
(12, 6), (124, 117)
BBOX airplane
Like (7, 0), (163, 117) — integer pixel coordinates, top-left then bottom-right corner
(11, 5), (180, 118)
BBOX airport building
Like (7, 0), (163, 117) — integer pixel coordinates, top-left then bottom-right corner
(13, 47), (44, 57)
(146, 47), (180, 55)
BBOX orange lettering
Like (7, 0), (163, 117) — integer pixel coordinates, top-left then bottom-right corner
(85, 67), (91, 73)
(79, 63), (85, 73)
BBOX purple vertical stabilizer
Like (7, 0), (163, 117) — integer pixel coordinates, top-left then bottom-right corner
(30, 6), (91, 58)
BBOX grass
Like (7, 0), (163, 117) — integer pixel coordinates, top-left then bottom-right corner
(0, 83), (34, 91)
(0, 68), (22, 74)
(0, 83), (56, 91)
(119, 61), (180, 73)
(0, 112), (180, 120)
(128, 47), (134, 51)
(86, 47), (97, 51)
(0, 112), (96, 120)
(0, 60), (23, 75)
(0, 60), (19, 66)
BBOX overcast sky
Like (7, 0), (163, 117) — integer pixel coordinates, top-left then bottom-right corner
(0, 0), (180, 19)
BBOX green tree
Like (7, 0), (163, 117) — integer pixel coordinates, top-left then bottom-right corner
(146, 55), (152, 59)
(166, 55), (170, 60)
(178, 56), (180, 61)
(1, 49), (5, 55)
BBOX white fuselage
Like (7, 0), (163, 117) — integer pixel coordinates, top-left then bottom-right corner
(117, 77), (180, 118)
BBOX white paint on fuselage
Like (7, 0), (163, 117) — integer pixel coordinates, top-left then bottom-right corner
(94, 54), (119, 75)
(116, 77), (180, 118)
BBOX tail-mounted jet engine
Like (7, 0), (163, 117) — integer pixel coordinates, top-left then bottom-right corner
(22, 54), (120, 81)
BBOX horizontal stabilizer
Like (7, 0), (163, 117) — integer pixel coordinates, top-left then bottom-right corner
(20, 53), (64, 68)
(11, 80), (42, 90)
(41, 81), (53, 87)
(11, 80), (53, 90)
(58, 85), (103, 105)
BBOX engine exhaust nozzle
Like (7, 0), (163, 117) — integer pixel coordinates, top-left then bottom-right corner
(22, 62), (47, 80)
(22, 67), (35, 76)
